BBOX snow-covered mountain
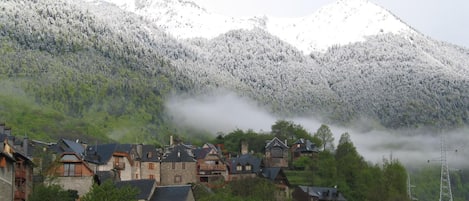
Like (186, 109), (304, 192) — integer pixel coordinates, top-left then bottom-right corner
(96, 0), (416, 53)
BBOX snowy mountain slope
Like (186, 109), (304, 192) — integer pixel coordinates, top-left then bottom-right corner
(95, 0), (416, 53)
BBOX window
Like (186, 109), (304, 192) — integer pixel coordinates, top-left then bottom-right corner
(172, 162), (176, 169)
(63, 163), (75, 176)
(236, 165), (242, 171)
(136, 173), (139, 179)
(182, 162), (185, 169)
(174, 175), (182, 183)
(149, 163), (154, 170)
(149, 174), (155, 179)
(245, 164), (252, 171)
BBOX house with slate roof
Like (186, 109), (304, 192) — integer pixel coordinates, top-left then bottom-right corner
(193, 143), (228, 184)
(292, 186), (347, 201)
(229, 154), (261, 181)
(0, 134), (15, 201)
(85, 143), (139, 181)
(264, 137), (289, 168)
(139, 144), (161, 183)
(150, 185), (195, 201)
(262, 167), (290, 201)
(115, 179), (157, 201)
(291, 138), (319, 162)
(160, 144), (196, 186)
(48, 152), (94, 196)
(1, 124), (34, 201)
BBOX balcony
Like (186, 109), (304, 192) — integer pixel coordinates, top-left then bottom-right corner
(14, 191), (26, 200)
(15, 170), (26, 181)
(114, 162), (125, 170)
(199, 163), (226, 171)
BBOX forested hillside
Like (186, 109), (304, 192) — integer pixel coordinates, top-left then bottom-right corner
(1, 0), (469, 143)
(0, 0), (185, 142)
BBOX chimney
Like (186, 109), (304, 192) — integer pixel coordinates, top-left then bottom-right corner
(23, 137), (29, 156)
(136, 144), (143, 159)
(170, 135), (174, 146)
(241, 141), (248, 155)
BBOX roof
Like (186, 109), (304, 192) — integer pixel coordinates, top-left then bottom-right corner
(150, 185), (192, 201)
(84, 143), (119, 165)
(261, 167), (281, 181)
(293, 138), (319, 153)
(61, 139), (85, 155)
(95, 170), (120, 184)
(265, 137), (289, 149)
(115, 179), (156, 200)
(141, 145), (160, 162)
(230, 154), (261, 174)
(297, 186), (347, 201)
(161, 144), (195, 163)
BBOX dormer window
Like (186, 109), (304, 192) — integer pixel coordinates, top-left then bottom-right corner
(245, 164), (252, 171)
(147, 152), (153, 159)
(236, 164), (242, 171)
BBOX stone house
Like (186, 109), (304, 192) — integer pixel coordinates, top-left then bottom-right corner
(1, 137), (15, 201)
(85, 144), (139, 181)
(229, 154), (261, 181)
(262, 167), (290, 201)
(193, 143), (228, 184)
(160, 144), (196, 186)
(291, 138), (319, 162)
(264, 137), (289, 168)
(139, 145), (161, 183)
(48, 152), (94, 196)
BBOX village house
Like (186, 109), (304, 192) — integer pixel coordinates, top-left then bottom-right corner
(291, 138), (319, 162)
(85, 143), (140, 181)
(1, 136), (15, 201)
(262, 167), (291, 201)
(139, 144), (161, 183)
(264, 137), (289, 168)
(160, 144), (197, 186)
(0, 124), (34, 201)
(229, 153), (261, 181)
(48, 152), (94, 196)
(193, 143), (228, 184)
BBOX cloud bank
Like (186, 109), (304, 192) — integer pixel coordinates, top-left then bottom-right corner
(165, 91), (469, 168)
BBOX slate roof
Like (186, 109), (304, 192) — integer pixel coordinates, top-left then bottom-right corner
(94, 171), (120, 184)
(265, 137), (289, 149)
(141, 145), (160, 162)
(261, 167), (281, 181)
(84, 143), (119, 165)
(150, 185), (192, 201)
(230, 154), (261, 174)
(297, 186), (347, 201)
(61, 139), (85, 155)
(115, 179), (157, 200)
(161, 144), (195, 163)
(293, 138), (319, 153)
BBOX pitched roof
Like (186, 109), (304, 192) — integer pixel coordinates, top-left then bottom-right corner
(262, 167), (290, 186)
(297, 186), (347, 201)
(161, 144), (195, 163)
(265, 137), (288, 149)
(230, 154), (261, 174)
(141, 145), (160, 162)
(61, 139), (85, 155)
(150, 185), (192, 201)
(84, 143), (119, 165)
(115, 179), (157, 200)
(293, 138), (319, 153)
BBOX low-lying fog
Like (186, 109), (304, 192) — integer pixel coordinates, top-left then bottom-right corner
(166, 91), (469, 168)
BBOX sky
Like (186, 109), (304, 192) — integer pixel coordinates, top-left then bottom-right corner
(194, 0), (469, 48)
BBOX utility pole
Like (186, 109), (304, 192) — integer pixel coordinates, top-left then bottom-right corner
(439, 133), (453, 201)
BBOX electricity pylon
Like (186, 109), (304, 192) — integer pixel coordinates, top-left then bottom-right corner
(439, 133), (453, 201)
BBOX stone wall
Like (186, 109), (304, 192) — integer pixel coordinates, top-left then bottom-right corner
(160, 162), (196, 186)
